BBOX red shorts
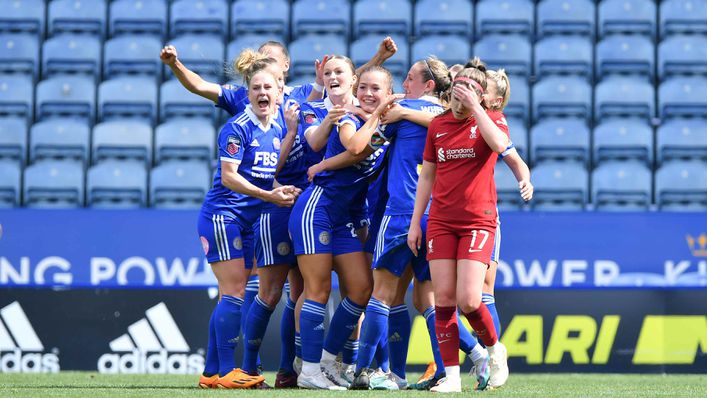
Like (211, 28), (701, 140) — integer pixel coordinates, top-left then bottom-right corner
(426, 219), (496, 263)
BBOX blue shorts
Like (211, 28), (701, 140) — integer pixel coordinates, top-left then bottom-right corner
(197, 210), (255, 268)
(372, 214), (431, 282)
(288, 185), (363, 256)
(255, 203), (297, 267)
(364, 194), (388, 254)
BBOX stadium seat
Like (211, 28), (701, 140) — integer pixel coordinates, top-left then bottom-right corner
(155, 119), (215, 164)
(494, 162), (525, 211)
(353, 0), (412, 39)
(36, 75), (95, 123)
(292, 0), (350, 39)
(475, 0), (534, 37)
(505, 78), (529, 124)
(0, 117), (27, 164)
(87, 160), (147, 208)
(536, 0), (595, 38)
(351, 35), (409, 78)
(104, 36), (163, 80)
(595, 35), (655, 81)
(659, 77), (707, 120)
(530, 118), (590, 166)
(227, 35), (282, 67)
(0, 34), (39, 79)
(160, 79), (218, 123)
(0, 0), (45, 37)
(473, 35), (532, 79)
(592, 162), (652, 211)
(30, 118), (89, 164)
(164, 35), (224, 82)
(289, 35), (347, 80)
(593, 119), (653, 166)
(655, 161), (707, 211)
(594, 77), (655, 122)
(23, 160), (84, 208)
(414, 0), (473, 38)
(534, 36), (593, 81)
(507, 117), (528, 160)
(531, 161), (588, 211)
(598, 0), (657, 38)
(98, 77), (157, 124)
(92, 121), (152, 166)
(48, 0), (106, 38)
(412, 36), (471, 69)
(660, 0), (707, 38)
(0, 160), (20, 207)
(232, 0), (289, 42)
(150, 161), (211, 208)
(109, 0), (167, 39)
(0, 74), (33, 122)
(658, 35), (707, 80)
(41, 34), (101, 80)
(170, 0), (228, 39)
(532, 76), (591, 122)
(657, 119), (707, 164)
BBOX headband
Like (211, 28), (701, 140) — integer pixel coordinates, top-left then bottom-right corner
(453, 76), (485, 94)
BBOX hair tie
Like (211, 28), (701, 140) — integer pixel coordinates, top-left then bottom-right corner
(453, 76), (484, 94)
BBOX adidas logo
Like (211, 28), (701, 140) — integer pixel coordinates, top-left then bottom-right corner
(251, 138), (260, 147)
(97, 302), (204, 374)
(314, 323), (325, 331)
(0, 302), (60, 373)
(388, 332), (402, 343)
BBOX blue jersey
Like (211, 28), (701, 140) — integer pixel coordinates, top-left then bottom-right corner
(217, 83), (313, 117)
(298, 97), (331, 167)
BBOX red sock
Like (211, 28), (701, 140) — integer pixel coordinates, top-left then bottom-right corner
(463, 303), (498, 347)
(434, 306), (459, 367)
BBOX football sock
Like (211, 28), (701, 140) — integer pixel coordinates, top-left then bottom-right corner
(242, 295), (274, 374)
(434, 306), (460, 368)
(355, 297), (389, 372)
(424, 306), (448, 377)
(458, 312), (479, 354)
(482, 293), (501, 337)
(463, 303), (498, 347)
(279, 297), (297, 373)
(215, 294), (243, 376)
(323, 298), (364, 357)
(203, 306), (219, 376)
(300, 300), (326, 364)
(388, 304), (410, 378)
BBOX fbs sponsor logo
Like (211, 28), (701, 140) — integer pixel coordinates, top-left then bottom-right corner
(98, 303), (204, 374)
(0, 302), (60, 373)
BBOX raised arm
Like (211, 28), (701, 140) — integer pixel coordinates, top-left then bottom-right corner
(303, 106), (347, 152)
(355, 37), (398, 76)
(160, 45), (221, 103)
(275, 104), (300, 177)
(306, 55), (330, 102)
(454, 85), (509, 153)
(344, 96), (397, 156)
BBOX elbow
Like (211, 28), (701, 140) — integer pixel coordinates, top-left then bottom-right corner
(347, 144), (366, 157)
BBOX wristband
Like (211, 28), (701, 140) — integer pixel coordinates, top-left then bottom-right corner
(312, 82), (324, 92)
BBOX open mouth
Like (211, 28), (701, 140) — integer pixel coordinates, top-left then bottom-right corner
(328, 82), (341, 90)
(257, 96), (270, 111)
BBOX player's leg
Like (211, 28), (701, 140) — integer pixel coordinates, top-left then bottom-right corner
(408, 279), (447, 390)
(386, 265), (413, 383)
(276, 267), (303, 387)
(483, 223), (502, 336)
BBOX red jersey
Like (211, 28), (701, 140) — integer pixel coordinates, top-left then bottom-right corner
(422, 110), (510, 226)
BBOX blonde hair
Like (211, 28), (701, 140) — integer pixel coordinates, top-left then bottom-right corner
(449, 64), (464, 78)
(486, 69), (511, 111)
(232, 48), (278, 85)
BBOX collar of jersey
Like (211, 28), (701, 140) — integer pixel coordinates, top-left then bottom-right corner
(245, 104), (281, 132)
(284, 85), (293, 96)
(324, 96), (359, 111)
(419, 95), (441, 104)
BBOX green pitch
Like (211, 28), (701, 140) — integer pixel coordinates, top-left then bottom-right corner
(1, 372), (705, 397)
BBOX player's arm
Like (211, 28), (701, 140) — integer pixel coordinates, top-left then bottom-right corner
(501, 149), (533, 202)
(408, 160), (436, 257)
(221, 161), (298, 207)
(355, 36), (397, 75)
(160, 45), (220, 103)
(344, 96), (397, 156)
(454, 85), (508, 153)
(304, 106), (347, 152)
(275, 104), (300, 176)
(306, 55), (330, 102)
(307, 150), (371, 181)
(381, 104), (436, 127)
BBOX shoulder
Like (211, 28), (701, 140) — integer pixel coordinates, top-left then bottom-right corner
(339, 114), (361, 129)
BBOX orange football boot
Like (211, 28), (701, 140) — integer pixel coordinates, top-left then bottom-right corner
(198, 374), (218, 389)
(216, 368), (265, 389)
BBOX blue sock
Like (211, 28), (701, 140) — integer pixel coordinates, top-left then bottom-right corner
(241, 275), (260, 366)
(215, 294), (243, 376)
(242, 295), (274, 374)
(483, 293), (501, 337)
(388, 304), (410, 378)
(342, 339), (359, 365)
(279, 297), (296, 372)
(323, 298), (365, 357)
(300, 300), (326, 363)
(423, 306), (445, 378)
(375, 336), (390, 372)
(458, 312), (478, 354)
(203, 306), (219, 376)
(295, 332), (302, 359)
(356, 297), (389, 371)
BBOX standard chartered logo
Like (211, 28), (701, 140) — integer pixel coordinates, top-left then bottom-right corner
(445, 148), (476, 159)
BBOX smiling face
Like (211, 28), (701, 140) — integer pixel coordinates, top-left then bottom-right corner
(323, 58), (356, 99)
(356, 70), (392, 113)
(402, 62), (433, 100)
(248, 71), (279, 120)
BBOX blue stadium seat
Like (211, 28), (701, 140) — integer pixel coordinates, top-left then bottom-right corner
(532, 76), (591, 122)
(594, 77), (655, 122)
(0, 117), (27, 164)
(0, 34), (39, 79)
(98, 77), (157, 124)
(531, 161), (588, 211)
(598, 0), (656, 38)
(412, 36), (470, 69)
(475, 0), (534, 37)
(104, 36), (163, 80)
(165, 35), (224, 82)
(48, 0), (106, 38)
(92, 121), (152, 166)
(595, 35), (655, 80)
(592, 162), (652, 211)
(292, 0), (350, 39)
(494, 162), (525, 211)
(289, 35), (347, 80)
(109, 0), (167, 39)
(160, 80), (218, 123)
(0, 0), (45, 37)
(415, 0), (473, 38)
(0, 160), (20, 207)
(507, 117), (527, 160)
(155, 119), (215, 164)
(170, 0), (228, 39)
(227, 35), (282, 66)
(534, 36), (592, 81)
(232, 0), (289, 42)
(23, 160), (84, 208)
(41, 34), (101, 80)
(658, 35), (707, 80)
(87, 160), (147, 208)
(655, 161), (707, 211)
(505, 78), (529, 124)
(150, 162), (211, 208)
(657, 119), (707, 164)
(351, 35), (409, 78)
(537, 0), (595, 38)
(530, 118), (589, 166)
(30, 118), (89, 164)
(0, 74), (33, 122)
(354, 0), (412, 38)
(660, 0), (707, 38)
(473, 35), (532, 79)
(659, 77), (707, 120)
(36, 75), (95, 123)
(593, 119), (653, 166)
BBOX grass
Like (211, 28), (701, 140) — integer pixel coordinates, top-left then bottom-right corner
(1, 372), (706, 397)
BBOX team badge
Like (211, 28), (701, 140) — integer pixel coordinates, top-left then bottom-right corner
(200, 236), (209, 255)
(303, 110), (317, 125)
(428, 239), (434, 253)
(470, 126), (478, 139)
(273, 137), (281, 151)
(233, 237), (243, 251)
(227, 135), (240, 155)
(277, 242), (291, 256)
(318, 231), (331, 245)
(370, 132), (386, 150)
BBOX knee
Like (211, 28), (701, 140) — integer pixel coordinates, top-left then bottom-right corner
(457, 292), (482, 314)
(348, 284), (372, 307)
(372, 284), (396, 306)
(259, 284), (284, 308)
(306, 282), (331, 304)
